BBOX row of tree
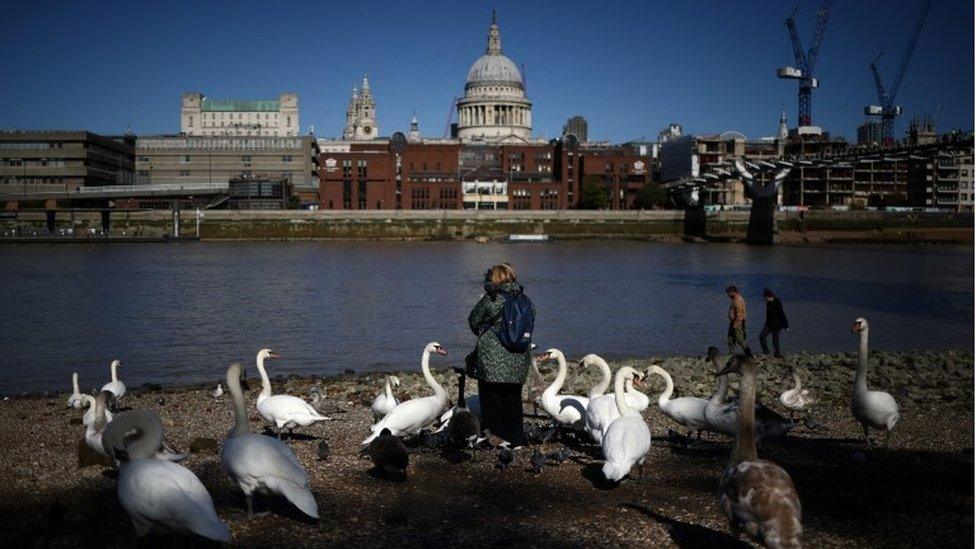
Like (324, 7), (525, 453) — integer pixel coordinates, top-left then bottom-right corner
(576, 175), (671, 210)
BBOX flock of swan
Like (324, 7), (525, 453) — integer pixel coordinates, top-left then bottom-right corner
(62, 317), (899, 547)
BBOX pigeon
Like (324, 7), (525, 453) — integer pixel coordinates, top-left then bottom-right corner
(497, 448), (514, 470)
(546, 446), (571, 465)
(317, 440), (331, 461)
(156, 395), (166, 407)
(530, 449), (546, 474)
(210, 384), (223, 399)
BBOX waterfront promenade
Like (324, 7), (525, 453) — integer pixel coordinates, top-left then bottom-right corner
(1, 208), (971, 243)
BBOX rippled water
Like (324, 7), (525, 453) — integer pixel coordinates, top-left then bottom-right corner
(0, 241), (971, 393)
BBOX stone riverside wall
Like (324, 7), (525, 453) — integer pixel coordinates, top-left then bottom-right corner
(0, 209), (971, 243)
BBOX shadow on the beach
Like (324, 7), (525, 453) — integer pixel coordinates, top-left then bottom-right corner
(580, 462), (622, 491)
(258, 428), (319, 442)
(620, 503), (750, 548)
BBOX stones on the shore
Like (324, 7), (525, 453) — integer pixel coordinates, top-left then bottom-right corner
(189, 437), (219, 455)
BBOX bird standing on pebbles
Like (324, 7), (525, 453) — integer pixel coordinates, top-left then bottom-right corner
(210, 384), (224, 399)
(362, 428), (409, 480)
(530, 450), (546, 474)
(317, 440), (330, 461)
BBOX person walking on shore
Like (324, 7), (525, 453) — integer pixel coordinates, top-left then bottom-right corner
(726, 285), (751, 355)
(466, 264), (534, 446)
(759, 288), (789, 358)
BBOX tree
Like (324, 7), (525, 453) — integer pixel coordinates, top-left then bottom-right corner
(577, 175), (610, 210)
(632, 181), (668, 210)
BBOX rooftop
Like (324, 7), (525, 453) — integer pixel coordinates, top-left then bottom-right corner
(200, 99), (281, 112)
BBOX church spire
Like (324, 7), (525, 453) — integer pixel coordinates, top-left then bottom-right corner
(362, 74), (370, 91)
(486, 11), (502, 55)
(778, 107), (788, 140)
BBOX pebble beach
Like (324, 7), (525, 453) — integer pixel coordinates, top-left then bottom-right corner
(0, 349), (972, 547)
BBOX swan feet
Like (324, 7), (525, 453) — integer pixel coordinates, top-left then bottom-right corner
(246, 496), (270, 519)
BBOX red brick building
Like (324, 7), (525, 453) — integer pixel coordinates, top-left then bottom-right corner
(318, 138), (651, 210)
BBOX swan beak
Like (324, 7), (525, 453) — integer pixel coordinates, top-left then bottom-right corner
(632, 377), (644, 387)
(435, 347), (448, 356)
(851, 323), (860, 333)
(535, 352), (551, 362)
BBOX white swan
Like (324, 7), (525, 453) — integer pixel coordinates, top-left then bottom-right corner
(536, 349), (589, 429)
(254, 348), (330, 437)
(717, 354), (802, 548)
(221, 362), (319, 519)
(363, 342), (449, 445)
(703, 350), (794, 442)
(101, 359), (125, 401)
(779, 367), (815, 420)
(67, 372), (84, 409)
(647, 365), (708, 438)
(370, 375), (401, 422)
(851, 317), (900, 444)
(103, 410), (231, 541)
(580, 354), (613, 399)
(601, 366), (652, 482)
(582, 355), (648, 444)
(80, 394), (114, 427)
(84, 391), (113, 459)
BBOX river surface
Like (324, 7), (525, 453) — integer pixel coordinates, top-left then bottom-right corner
(0, 242), (971, 393)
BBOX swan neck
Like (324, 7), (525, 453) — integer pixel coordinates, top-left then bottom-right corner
(72, 373), (80, 395)
(110, 363), (118, 383)
(657, 370), (674, 409)
(614, 372), (637, 417)
(256, 355), (272, 398)
(732, 366), (758, 463)
(384, 377), (394, 401)
(457, 375), (467, 407)
(93, 395), (108, 429)
(130, 417), (164, 460)
(792, 370), (802, 391)
(711, 371), (729, 404)
(855, 329), (869, 392)
(422, 350), (447, 402)
(546, 354), (568, 397)
(588, 359), (612, 399)
(226, 366), (250, 437)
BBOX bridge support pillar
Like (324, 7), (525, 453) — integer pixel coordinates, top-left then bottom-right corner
(746, 196), (778, 245)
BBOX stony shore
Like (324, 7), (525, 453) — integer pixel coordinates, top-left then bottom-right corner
(0, 349), (972, 547)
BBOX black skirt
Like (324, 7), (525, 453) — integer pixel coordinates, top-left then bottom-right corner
(477, 380), (524, 446)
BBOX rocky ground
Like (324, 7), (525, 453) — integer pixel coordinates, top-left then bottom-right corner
(0, 349), (972, 548)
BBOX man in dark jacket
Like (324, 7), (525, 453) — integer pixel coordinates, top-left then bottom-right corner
(759, 287), (789, 358)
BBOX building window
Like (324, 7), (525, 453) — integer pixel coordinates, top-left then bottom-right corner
(180, 170), (190, 177)
(189, 116), (194, 127)
(181, 155), (191, 163)
(137, 156), (150, 162)
(282, 155), (292, 162)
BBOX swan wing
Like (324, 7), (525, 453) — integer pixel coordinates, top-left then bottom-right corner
(222, 434), (309, 489)
(119, 460), (231, 541)
(258, 395), (328, 426)
(102, 381), (125, 399)
(365, 397), (442, 444)
(719, 460), (802, 547)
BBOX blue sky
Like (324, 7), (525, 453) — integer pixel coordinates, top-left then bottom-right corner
(0, 0), (971, 142)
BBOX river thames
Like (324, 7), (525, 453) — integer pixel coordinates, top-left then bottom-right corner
(0, 241), (971, 393)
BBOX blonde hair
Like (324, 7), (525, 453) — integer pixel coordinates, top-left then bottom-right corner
(488, 263), (517, 285)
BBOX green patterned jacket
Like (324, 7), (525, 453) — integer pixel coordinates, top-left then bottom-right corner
(467, 282), (533, 384)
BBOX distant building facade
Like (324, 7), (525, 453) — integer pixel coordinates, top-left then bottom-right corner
(342, 76), (379, 140)
(181, 93), (299, 137)
(857, 121), (884, 145)
(317, 139), (649, 211)
(135, 135), (320, 201)
(562, 116), (588, 142)
(0, 130), (134, 195)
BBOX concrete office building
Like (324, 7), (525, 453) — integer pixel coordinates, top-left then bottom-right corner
(135, 135), (320, 202)
(0, 130), (134, 196)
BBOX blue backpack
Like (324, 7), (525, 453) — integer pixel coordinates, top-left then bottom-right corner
(496, 290), (535, 352)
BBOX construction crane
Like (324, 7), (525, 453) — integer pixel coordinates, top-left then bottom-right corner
(443, 96), (458, 138)
(777, 0), (834, 128)
(865, 0), (932, 145)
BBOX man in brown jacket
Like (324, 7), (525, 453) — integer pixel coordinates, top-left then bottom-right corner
(726, 285), (751, 354)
